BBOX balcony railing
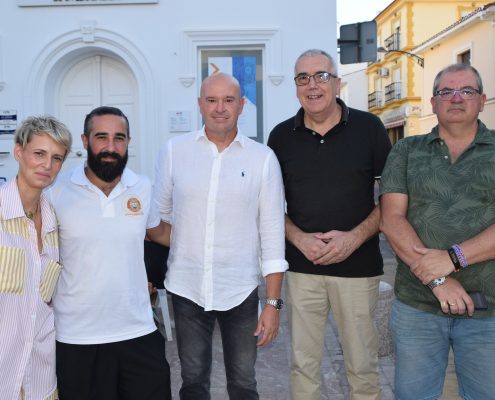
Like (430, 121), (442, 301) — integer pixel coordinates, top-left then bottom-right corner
(384, 32), (401, 51)
(368, 91), (384, 109)
(385, 82), (402, 103)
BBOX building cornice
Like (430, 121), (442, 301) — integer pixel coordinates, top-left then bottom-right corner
(414, 3), (495, 54)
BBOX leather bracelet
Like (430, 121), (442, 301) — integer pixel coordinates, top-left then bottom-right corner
(427, 276), (447, 290)
(447, 247), (461, 272)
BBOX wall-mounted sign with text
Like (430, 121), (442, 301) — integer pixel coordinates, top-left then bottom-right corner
(168, 111), (191, 133)
(0, 110), (17, 136)
(18, 0), (158, 6)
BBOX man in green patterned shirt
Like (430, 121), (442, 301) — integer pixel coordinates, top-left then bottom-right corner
(380, 64), (495, 400)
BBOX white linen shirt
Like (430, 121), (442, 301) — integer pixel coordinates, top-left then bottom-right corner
(0, 178), (60, 400)
(154, 128), (288, 311)
(47, 164), (159, 344)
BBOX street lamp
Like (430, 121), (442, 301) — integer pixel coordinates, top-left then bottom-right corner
(377, 46), (424, 68)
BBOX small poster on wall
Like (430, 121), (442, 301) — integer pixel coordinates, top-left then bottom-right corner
(168, 110), (192, 133)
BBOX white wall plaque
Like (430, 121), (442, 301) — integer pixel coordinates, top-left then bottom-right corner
(168, 110), (191, 133)
(18, 0), (158, 6)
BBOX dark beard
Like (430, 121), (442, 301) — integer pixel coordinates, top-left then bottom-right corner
(87, 143), (128, 183)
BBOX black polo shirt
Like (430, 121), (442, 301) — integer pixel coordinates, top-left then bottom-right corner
(268, 99), (391, 277)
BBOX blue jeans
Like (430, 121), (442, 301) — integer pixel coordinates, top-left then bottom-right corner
(172, 289), (259, 400)
(391, 300), (495, 400)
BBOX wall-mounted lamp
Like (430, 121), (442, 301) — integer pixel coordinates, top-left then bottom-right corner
(377, 46), (424, 67)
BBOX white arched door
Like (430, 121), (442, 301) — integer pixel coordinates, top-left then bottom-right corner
(57, 55), (139, 172)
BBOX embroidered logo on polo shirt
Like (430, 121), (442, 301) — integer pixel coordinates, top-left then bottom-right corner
(124, 196), (143, 216)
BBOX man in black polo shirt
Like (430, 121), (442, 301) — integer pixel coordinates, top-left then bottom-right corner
(268, 49), (391, 400)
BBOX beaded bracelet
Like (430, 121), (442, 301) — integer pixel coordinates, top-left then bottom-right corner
(452, 244), (468, 269)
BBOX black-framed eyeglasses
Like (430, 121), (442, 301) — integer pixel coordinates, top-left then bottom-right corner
(294, 71), (337, 86)
(434, 87), (480, 101)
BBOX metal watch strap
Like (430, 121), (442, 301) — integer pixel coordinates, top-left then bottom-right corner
(266, 298), (283, 310)
(427, 276), (447, 290)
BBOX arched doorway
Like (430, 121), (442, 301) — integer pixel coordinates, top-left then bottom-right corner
(56, 54), (139, 172)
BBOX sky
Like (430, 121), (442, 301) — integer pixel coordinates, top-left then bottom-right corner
(337, 0), (393, 26)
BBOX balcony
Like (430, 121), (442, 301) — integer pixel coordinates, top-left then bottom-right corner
(385, 82), (402, 103)
(368, 91), (384, 110)
(384, 32), (400, 51)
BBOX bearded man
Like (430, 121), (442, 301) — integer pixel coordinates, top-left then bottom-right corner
(47, 106), (172, 400)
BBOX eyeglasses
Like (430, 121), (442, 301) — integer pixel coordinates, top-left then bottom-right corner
(294, 71), (337, 86)
(434, 87), (480, 101)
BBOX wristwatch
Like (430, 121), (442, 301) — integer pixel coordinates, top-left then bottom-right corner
(427, 276), (447, 290)
(266, 298), (284, 310)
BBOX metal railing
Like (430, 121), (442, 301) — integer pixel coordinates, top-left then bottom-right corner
(385, 82), (402, 103)
(368, 91), (384, 109)
(384, 32), (401, 51)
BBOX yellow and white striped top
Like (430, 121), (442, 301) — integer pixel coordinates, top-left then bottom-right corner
(0, 178), (62, 400)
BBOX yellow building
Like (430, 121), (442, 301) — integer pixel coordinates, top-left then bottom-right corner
(367, 0), (491, 143)
(415, 3), (495, 134)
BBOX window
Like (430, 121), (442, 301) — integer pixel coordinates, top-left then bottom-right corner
(388, 126), (404, 144)
(457, 50), (471, 65)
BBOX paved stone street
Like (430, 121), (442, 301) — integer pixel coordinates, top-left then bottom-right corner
(160, 237), (459, 399)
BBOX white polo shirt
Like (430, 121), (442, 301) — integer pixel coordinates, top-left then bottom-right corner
(48, 164), (159, 344)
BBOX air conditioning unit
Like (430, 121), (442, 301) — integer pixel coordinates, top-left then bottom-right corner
(378, 68), (389, 77)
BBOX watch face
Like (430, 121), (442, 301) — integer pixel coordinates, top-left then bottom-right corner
(267, 298), (283, 310)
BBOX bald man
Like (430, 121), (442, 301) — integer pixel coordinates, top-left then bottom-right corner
(153, 73), (288, 399)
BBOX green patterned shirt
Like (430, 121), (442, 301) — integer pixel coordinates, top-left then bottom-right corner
(380, 121), (495, 317)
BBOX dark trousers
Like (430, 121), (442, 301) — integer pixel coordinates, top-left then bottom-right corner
(56, 330), (171, 400)
(172, 289), (259, 400)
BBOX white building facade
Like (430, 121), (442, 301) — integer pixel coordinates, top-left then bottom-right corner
(0, 0), (337, 180)
(339, 61), (368, 111)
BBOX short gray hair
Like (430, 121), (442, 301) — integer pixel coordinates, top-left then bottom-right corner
(14, 115), (72, 156)
(433, 64), (483, 95)
(294, 49), (338, 76)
